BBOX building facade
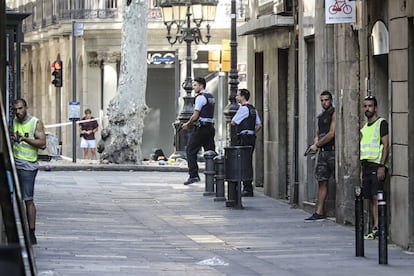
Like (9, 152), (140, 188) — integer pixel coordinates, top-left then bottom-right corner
(239, 0), (413, 250)
(238, 0), (294, 198)
(7, 0), (244, 160)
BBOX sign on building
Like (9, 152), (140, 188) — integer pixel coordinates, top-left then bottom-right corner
(325, 0), (356, 24)
(147, 52), (175, 65)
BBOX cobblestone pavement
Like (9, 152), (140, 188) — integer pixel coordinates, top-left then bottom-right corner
(32, 170), (414, 276)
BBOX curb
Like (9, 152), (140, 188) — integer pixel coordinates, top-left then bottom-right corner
(39, 163), (191, 172)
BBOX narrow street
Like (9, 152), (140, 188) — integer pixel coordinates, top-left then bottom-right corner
(33, 170), (413, 276)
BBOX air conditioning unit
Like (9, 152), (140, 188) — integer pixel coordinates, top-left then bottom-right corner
(273, 0), (293, 15)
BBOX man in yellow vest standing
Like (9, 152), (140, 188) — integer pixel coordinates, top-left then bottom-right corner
(12, 99), (46, 245)
(360, 95), (389, 240)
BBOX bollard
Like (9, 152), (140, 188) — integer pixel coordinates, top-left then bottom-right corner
(355, 186), (364, 257)
(235, 181), (242, 209)
(378, 190), (388, 265)
(225, 181), (242, 208)
(214, 155), (226, 201)
(226, 181), (237, 207)
(203, 150), (217, 196)
(224, 146), (251, 209)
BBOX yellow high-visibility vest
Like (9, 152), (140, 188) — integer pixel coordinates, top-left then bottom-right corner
(13, 116), (39, 162)
(360, 117), (388, 167)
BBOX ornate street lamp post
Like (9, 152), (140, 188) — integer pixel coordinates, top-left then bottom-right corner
(223, 0), (239, 146)
(222, 0), (239, 208)
(159, 0), (218, 159)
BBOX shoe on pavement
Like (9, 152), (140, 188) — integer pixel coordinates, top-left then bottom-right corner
(184, 176), (200, 185)
(29, 230), (37, 245)
(304, 213), (325, 222)
(241, 191), (254, 197)
(364, 226), (378, 240)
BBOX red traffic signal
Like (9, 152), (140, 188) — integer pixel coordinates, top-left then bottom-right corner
(51, 60), (63, 87)
(51, 61), (61, 70)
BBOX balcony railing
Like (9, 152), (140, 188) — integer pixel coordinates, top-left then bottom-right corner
(21, 6), (163, 33)
(60, 8), (120, 20)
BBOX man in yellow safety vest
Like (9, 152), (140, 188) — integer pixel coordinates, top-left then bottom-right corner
(360, 95), (389, 240)
(12, 98), (46, 245)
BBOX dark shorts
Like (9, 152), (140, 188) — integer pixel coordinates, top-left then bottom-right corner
(362, 163), (386, 199)
(17, 169), (38, 201)
(314, 151), (335, 182)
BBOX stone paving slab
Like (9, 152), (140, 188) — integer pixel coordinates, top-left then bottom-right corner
(31, 171), (414, 276)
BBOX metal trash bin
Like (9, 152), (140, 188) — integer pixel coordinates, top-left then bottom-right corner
(224, 146), (252, 209)
(224, 146), (253, 182)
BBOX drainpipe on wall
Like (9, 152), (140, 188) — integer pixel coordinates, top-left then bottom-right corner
(100, 59), (104, 110)
(292, 0), (299, 205)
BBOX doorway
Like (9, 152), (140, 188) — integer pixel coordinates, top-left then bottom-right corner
(143, 68), (175, 160)
(304, 38), (317, 209)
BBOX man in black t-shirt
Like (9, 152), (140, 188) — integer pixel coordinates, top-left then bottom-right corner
(305, 91), (336, 222)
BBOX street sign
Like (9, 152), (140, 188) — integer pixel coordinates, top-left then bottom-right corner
(150, 56), (174, 64)
(325, 0), (356, 24)
(68, 102), (80, 119)
(73, 22), (84, 36)
(147, 52), (175, 64)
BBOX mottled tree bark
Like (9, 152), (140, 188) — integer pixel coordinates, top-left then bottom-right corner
(99, 0), (148, 164)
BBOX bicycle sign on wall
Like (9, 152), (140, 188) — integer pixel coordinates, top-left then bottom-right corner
(325, 0), (356, 24)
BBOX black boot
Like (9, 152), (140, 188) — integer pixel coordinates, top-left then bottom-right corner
(29, 229), (37, 245)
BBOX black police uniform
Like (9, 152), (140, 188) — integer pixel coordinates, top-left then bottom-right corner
(234, 103), (257, 195)
(186, 92), (215, 179)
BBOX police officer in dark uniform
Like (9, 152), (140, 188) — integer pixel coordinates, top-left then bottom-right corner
(231, 88), (262, 197)
(182, 77), (215, 185)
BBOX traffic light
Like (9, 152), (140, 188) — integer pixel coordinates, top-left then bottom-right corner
(51, 60), (63, 87)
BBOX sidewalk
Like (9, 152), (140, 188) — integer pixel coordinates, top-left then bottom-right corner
(32, 169), (414, 276)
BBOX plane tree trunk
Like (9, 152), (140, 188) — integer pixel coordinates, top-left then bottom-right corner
(99, 0), (148, 164)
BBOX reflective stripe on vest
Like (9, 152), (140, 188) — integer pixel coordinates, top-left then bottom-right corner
(13, 116), (39, 162)
(360, 118), (384, 165)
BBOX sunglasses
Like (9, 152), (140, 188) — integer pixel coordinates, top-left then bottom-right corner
(364, 95), (376, 100)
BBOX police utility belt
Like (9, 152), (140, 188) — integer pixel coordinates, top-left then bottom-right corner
(238, 130), (255, 135)
(195, 121), (214, 127)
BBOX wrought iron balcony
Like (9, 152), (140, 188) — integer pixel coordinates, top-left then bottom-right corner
(59, 9), (120, 20)
(15, 0), (167, 33)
